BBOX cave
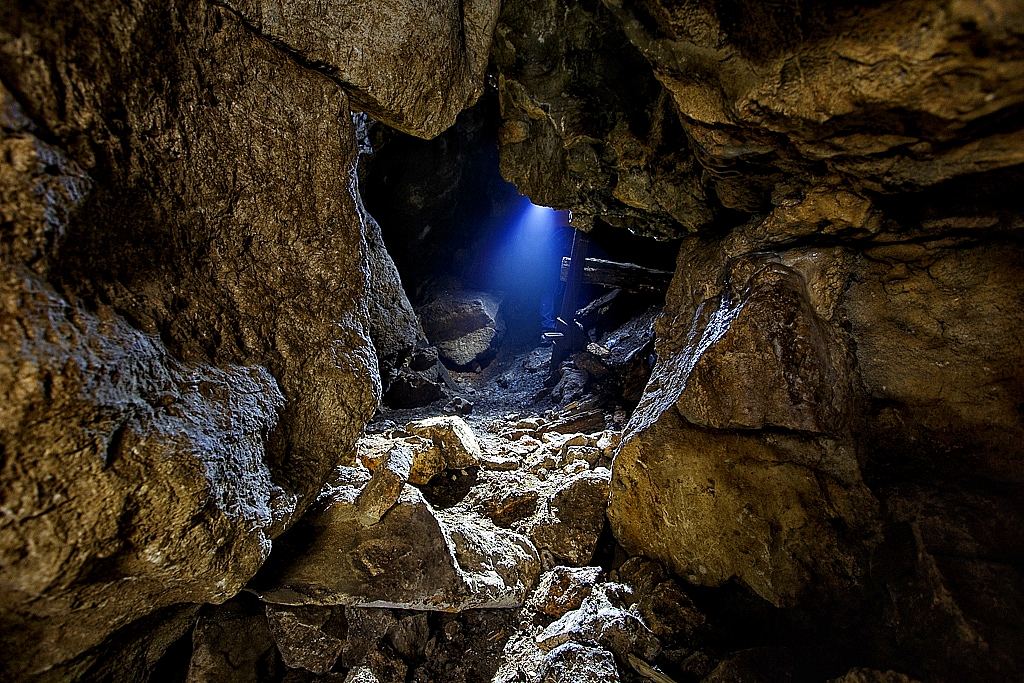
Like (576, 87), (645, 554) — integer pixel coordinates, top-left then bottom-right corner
(1, 1), (1022, 683)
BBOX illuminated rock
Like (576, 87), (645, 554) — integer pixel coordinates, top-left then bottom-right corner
(418, 290), (505, 368)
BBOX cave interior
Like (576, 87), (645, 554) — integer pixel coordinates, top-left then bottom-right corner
(1, 1), (1023, 683)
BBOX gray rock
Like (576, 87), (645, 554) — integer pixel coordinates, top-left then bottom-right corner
(252, 469), (539, 611)
(418, 291), (505, 368)
(536, 642), (620, 683)
(535, 586), (660, 663)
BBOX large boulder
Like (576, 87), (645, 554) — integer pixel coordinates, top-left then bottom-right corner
(250, 466), (540, 611)
(609, 237), (1024, 679)
(418, 290), (505, 368)
(0, 0), (492, 678)
(609, 254), (877, 608)
(222, 0), (500, 138)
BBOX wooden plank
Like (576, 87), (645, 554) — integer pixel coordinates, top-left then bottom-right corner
(561, 257), (673, 293)
(548, 230), (591, 383)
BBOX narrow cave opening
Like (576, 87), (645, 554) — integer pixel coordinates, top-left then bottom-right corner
(360, 89), (678, 424)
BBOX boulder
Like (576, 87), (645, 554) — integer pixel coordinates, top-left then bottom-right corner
(531, 468), (612, 566)
(536, 643), (620, 683)
(535, 585), (660, 663)
(186, 600), (280, 683)
(222, 0), (499, 138)
(609, 259), (879, 608)
(357, 434), (446, 487)
(265, 604), (347, 674)
(527, 566), (603, 618)
(418, 291), (505, 368)
(405, 415), (483, 471)
(250, 467), (539, 611)
(355, 444), (413, 524)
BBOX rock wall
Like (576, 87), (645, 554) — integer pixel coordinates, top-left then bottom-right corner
(493, 0), (1024, 680)
(0, 0), (498, 680)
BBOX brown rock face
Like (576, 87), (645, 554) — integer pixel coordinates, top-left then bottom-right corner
(495, 1), (1024, 679)
(609, 253), (877, 607)
(607, 236), (1024, 678)
(223, 0), (501, 138)
(0, 0), (477, 679)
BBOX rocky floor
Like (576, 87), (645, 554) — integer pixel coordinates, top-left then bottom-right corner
(161, 342), (921, 683)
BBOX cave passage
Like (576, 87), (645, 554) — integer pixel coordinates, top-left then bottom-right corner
(2, 1), (1022, 682)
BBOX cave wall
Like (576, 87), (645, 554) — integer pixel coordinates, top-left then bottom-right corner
(492, 0), (1024, 680)
(0, 0), (498, 680)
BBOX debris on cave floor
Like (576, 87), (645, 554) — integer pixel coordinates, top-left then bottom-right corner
(180, 388), (924, 683)
(186, 306), (922, 683)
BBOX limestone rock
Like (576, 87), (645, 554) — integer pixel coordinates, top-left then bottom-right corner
(265, 604), (347, 674)
(405, 415), (483, 471)
(637, 581), (705, 644)
(609, 257), (878, 607)
(223, 0), (500, 138)
(527, 566), (603, 618)
(494, 0), (1024, 238)
(536, 643), (620, 683)
(354, 117), (423, 381)
(187, 599), (280, 683)
(250, 468), (539, 611)
(1, 0), (430, 673)
(356, 444), (412, 524)
(531, 468), (612, 566)
(357, 434), (446, 487)
(0, 268), (289, 682)
(342, 607), (397, 668)
(385, 612), (431, 660)
(535, 586), (660, 663)
(418, 291), (505, 368)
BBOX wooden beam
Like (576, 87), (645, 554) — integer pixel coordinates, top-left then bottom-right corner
(560, 257), (673, 293)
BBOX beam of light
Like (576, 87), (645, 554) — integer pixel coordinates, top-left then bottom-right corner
(485, 195), (566, 293)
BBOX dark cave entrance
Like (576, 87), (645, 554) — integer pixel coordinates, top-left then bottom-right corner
(360, 89), (679, 414)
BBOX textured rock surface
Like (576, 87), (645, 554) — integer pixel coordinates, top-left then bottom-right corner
(265, 603), (347, 674)
(0, 0), (479, 678)
(492, 4), (1024, 680)
(494, 0), (1024, 238)
(610, 253), (878, 607)
(418, 290), (506, 368)
(530, 468), (612, 566)
(187, 599), (281, 683)
(606, 237), (1024, 680)
(536, 643), (621, 683)
(224, 0), (501, 138)
(0, 266), (287, 680)
(535, 585), (660, 663)
(404, 415), (484, 472)
(250, 466), (540, 611)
